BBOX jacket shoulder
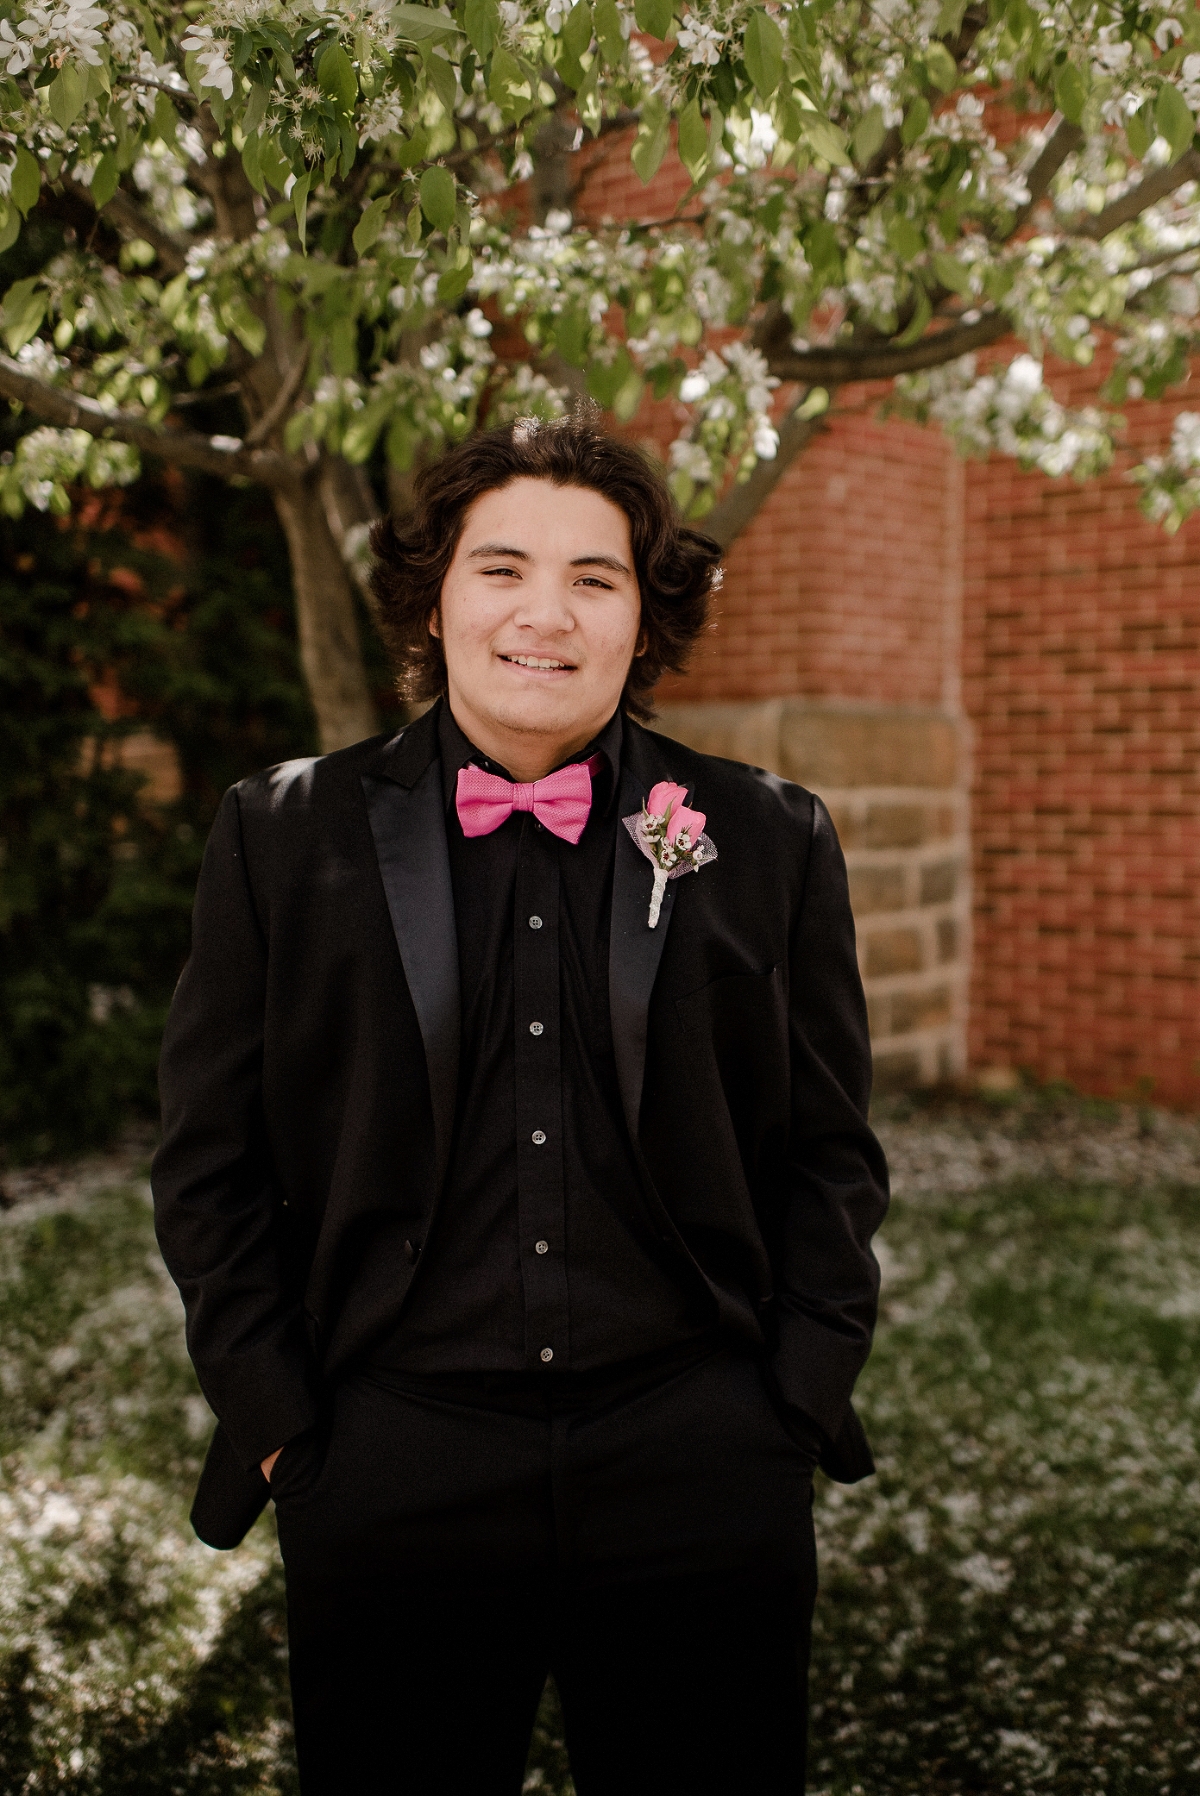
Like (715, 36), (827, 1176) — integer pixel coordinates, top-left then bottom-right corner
(231, 730), (399, 818)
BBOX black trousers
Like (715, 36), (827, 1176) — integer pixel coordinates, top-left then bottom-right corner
(273, 1344), (818, 1795)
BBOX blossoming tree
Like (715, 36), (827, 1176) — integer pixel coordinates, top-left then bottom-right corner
(2, 0), (1200, 748)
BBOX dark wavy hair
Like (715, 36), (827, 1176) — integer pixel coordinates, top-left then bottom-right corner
(368, 413), (722, 722)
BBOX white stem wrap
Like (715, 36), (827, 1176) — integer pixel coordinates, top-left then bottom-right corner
(647, 865), (669, 928)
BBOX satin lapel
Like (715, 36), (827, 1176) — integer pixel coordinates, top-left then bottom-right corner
(361, 751), (460, 1191)
(609, 740), (688, 1145)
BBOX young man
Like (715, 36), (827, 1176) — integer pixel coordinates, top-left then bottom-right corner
(152, 415), (888, 1795)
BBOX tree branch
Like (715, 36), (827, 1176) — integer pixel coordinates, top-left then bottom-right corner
(63, 179), (191, 276)
(1064, 147), (1200, 240)
(244, 344), (310, 447)
(1002, 114), (1085, 239)
(766, 309), (1011, 384)
(0, 354), (294, 484)
(703, 396), (833, 549)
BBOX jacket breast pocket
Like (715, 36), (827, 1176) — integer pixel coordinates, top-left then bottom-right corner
(675, 962), (786, 1113)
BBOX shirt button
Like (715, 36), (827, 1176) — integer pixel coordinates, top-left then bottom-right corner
(540, 1347), (554, 1362)
(528, 914), (543, 930)
(529, 1021), (544, 1036)
(531, 1129), (546, 1145)
(535, 1239), (549, 1254)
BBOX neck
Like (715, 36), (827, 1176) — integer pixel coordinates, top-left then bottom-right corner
(446, 697), (611, 781)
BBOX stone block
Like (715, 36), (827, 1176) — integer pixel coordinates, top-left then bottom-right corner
(890, 984), (953, 1034)
(655, 700), (784, 774)
(920, 859), (959, 905)
(848, 863), (908, 915)
(865, 928), (925, 977)
(780, 704), (961, 790)
(863, 804), (927, 849)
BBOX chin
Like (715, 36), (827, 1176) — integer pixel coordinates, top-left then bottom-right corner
(483, 686), (587, 735)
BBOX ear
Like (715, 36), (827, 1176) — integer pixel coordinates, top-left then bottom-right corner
(428, 606), (441, 641)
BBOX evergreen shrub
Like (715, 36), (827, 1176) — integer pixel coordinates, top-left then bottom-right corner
(0, 478), (321, 1161)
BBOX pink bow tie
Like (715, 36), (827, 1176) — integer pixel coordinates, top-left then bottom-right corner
(455, 754), (604, 845)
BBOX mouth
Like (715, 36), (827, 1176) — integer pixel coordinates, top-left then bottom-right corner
(498, 653), (576, 673)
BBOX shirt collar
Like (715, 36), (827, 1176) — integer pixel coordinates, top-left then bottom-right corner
(438, 697), (624, 821)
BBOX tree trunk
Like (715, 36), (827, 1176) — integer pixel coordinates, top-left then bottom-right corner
(272, 476), (380, 752)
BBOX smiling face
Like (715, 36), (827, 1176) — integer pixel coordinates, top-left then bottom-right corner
(431, 477), (644, 781)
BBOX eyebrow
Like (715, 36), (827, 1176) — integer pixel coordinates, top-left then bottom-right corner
(467, 543), (632, 576)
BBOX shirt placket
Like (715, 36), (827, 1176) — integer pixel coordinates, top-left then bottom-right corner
(513, 815), (570, 1367)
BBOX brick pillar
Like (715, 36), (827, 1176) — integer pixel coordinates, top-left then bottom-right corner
(657, 698), (970, 1087)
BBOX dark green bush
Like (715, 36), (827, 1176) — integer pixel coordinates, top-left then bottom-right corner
(0, 478), (324, 1161)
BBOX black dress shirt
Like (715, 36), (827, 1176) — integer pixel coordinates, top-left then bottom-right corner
(370, 701), (709, 1375)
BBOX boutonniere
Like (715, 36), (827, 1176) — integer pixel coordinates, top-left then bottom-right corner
(623, 781), (718, 928)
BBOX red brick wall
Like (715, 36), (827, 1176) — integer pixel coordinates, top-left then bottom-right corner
(963, 377), (1200, 1107)
(659, 405), (961, 709)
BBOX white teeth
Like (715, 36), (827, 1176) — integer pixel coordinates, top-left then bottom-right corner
(505, 654), (569, 669)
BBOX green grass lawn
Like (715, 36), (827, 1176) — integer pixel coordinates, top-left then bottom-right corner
(1, 1114), (1197, 1793)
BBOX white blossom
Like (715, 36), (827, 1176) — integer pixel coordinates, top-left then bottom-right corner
(677, 20), (723, 66)
(180, 23), (234, 100)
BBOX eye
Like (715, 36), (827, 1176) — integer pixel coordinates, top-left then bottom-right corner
(480, 564), (521, 577)
(575, 575), (614, 589)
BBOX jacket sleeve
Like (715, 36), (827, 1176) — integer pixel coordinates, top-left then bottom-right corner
(151, 786), (319, 1470)
(770, 793), (890, 1443)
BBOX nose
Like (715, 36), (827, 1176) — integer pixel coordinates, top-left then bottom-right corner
(511, 575), (576, 639)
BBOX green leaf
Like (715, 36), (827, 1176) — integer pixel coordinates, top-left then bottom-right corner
(134, 2), (165, 59)
(224, 297), (267, 357)
(463, 0), (499, 58)
(394, 123), (430, 166)
(1, 277), (47, 354)
(1155, 82), (1195, 163)
(90, 152), (119, 210)
(259, 135), (293, 194)
(242, 83), (270, 136)
(489, 46), (535, 121)
(853, 104), (886, 166)
(931, 249), (973, 295)
(800, 114), (850, 166)
(935, 0), (968, 36)
(886, 214), (924, 261)
(10, 147), (40, 217)
(634, 0), (673, 36)
(743, 9), (784, 100)
(1126, 104), (1153, 160)
(553, 308), (591, 367)
(318, 41), (358, 111)
(419, 164), (457, 232)
(594, 0), (625, 66)
(586, 345), (634, 409)
(557, 0), (592, 85)
(901, 96), (929, 147)
(352, 191), (395, 253)
(923, 42), (957, 92)
(241, 133), (266, 195)
(1053, 61), (1088, 126)
(422, 43), (458, 115)
(796, 386), (829, 419)
(436, 257), (473, 302)
(152, 89), (178, 142)
(48, 64), (88, 129)
(393, 4), (459, 39)
(292, 170), (312, 252)
(0, 207), (19, 254)
(677, 97), (708, 181)
(893, 282), (933, 346)
(631, 94), (669, 183)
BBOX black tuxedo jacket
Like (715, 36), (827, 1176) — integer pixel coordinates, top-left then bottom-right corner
(152, 704), (889, 1548)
